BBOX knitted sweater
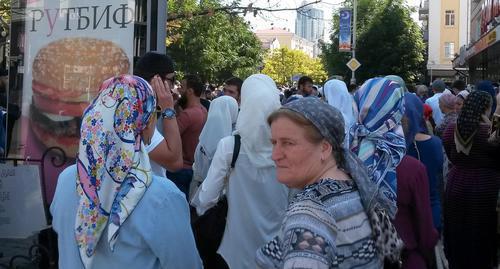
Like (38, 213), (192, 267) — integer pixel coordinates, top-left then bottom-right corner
(256, 179), (383, 269)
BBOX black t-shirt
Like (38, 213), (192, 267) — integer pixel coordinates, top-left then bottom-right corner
(200, 98), (211, 111)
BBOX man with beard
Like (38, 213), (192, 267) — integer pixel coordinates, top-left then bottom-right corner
(297, 75), (314, 97)
(223, 77), (243, 105)
(168, 74), (208, 198)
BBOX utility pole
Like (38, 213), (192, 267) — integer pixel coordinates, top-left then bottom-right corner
(351, 0), (357, 85)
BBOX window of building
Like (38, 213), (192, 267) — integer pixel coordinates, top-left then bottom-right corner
(444, 42), (455, 59)
(445, 10), (455, 26)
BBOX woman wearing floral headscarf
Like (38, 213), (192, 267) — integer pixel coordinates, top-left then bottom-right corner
(50, 75), (202, 269)
(442, 90), (500, 269)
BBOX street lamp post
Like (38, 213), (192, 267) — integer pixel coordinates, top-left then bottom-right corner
(351, 0), (357, 85)
(429, 60), (435, 85)
(430, 68), (433, 85)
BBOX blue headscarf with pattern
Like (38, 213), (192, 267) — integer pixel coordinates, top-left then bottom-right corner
(75, 75), (156, 268)
(350, 78), (406, 218)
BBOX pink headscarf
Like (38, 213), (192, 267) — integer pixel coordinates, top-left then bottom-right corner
(439, 92), (457, 110)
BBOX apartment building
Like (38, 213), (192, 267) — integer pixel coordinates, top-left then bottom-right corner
(420, 0), (469, 82)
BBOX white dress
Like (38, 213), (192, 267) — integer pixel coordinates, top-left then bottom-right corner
(192, 135), (289, 269)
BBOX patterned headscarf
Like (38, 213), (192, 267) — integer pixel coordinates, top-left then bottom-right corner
(350, 78), (406, 218)
(403, 93), (427, 147)
(75, 75), (156, 268)
(282, 97), (378, 212)
(385, 75), (408, 92)
(454, 90), (492, 155)
(476, 80), (496, 116)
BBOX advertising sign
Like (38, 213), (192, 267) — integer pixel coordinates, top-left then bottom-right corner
(339, 8), (352, 52)
(20, 1), (135, 161)
(3, 0), (136, 204)
(0, 164), (46, 238)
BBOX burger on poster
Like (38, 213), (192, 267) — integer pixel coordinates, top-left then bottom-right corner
(30, 37), (130, 157)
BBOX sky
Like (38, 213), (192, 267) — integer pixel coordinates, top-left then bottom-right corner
(226, 0), (422, 39)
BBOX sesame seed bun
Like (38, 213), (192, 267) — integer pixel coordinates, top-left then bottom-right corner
(30, 37), (130, 158)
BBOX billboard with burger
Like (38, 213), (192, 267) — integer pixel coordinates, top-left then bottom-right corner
(16, 0), (135, 202)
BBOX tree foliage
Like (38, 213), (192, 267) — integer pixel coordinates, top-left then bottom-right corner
(321, 0), (425, 84)
(167, 0), (264, 83)
(262, 48), (327, 85)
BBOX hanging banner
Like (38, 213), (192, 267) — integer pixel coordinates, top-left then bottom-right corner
(10, 0), (135, 204)
(339, 8), (352, 52)
(0, 164), (46, 238)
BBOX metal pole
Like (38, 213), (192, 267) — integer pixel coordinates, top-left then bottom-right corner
(351, 0), (357, 85)
(430, 68), (433, 85)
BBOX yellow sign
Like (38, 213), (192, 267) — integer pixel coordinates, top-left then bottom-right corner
(487, 30), (497, 45)
(347, 58), (361, 71)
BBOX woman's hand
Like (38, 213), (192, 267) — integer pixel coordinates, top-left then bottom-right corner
(151, 75), (174, 110)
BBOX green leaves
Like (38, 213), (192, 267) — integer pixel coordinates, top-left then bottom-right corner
(262, 48), (327, 85)
(167, 0), (263, 82)
(321, 0), (425, 84)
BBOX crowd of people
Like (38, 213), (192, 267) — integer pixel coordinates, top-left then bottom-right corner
(49, 51), (500, 269)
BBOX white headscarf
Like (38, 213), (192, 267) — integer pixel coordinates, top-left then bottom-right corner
(235, 74), (281, 168)
(198, 96), (239, 157)
(323, 79), (356, 148)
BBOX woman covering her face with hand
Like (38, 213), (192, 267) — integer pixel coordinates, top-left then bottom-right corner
(50, 75), (202, 269)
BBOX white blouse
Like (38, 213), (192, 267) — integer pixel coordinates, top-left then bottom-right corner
(191, 135), (289, 269)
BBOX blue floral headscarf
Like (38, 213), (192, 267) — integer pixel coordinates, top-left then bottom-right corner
(75, 75), (156, 268)
(350, 78), (406, 218)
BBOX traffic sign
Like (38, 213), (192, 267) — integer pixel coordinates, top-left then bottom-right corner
(346, 58), (361, 71)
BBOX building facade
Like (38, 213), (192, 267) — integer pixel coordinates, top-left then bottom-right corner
(295, 5), (325, 42)
(254, 28), (315, 57)
(454, 0), (500, 83)
(420, 0), (469, 83)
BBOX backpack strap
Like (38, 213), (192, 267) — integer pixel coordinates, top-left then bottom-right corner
(230, 134), (241, 168)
